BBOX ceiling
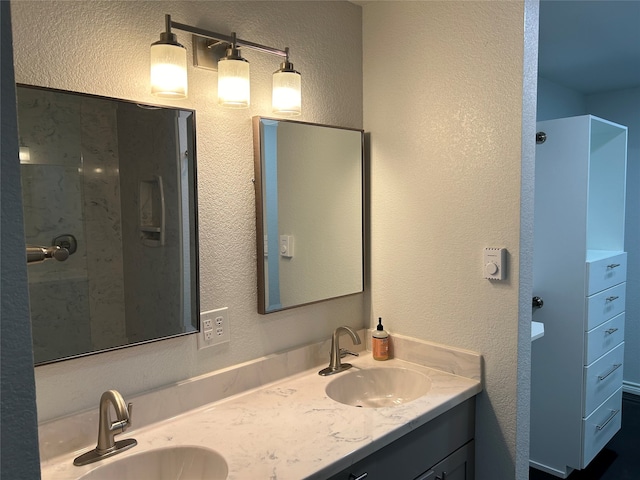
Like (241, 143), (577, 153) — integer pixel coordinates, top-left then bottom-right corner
(538, 0), (640, 94)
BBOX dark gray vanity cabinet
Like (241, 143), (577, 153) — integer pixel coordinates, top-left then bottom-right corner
(327, 398), (475, 480)
(416, 441), (474, 480)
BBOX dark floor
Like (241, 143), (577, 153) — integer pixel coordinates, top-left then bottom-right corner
(529, 393), (640, 480)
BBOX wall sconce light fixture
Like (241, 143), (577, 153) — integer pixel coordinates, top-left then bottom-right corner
(150, 14), (301, 116)
(150, 15), (188, 99)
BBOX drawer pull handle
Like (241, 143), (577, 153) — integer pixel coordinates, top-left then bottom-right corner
(605, 296), (619, 303)
(596, 409), (620, 431)
(349, 473), (368, 480)
(597, 363), (622, 381)
(605, 328), (619, 335)
(607, 263), (621, 269)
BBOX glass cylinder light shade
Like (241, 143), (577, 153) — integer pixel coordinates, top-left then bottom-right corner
(218, 57), (250, 108)
(150, 42), (188, 98)
(272, 69), (301, 116)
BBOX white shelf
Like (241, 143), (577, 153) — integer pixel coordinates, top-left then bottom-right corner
(586, 249), (625, 262)
(531, 322), (544, 341)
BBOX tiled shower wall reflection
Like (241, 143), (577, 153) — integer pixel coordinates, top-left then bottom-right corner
(18, 89), (127, 363)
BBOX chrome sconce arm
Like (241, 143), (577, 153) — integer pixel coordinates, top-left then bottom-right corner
(150, 14), (302, 115)
(168, 18), (290, 61)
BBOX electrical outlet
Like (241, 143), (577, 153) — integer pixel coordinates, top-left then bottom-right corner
(197, 308), (230, 350)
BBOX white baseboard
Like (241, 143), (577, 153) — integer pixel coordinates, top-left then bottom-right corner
(529, 460), (571, 478)
(623, 381), (640, 396)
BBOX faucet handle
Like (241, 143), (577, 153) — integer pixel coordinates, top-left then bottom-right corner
(340, 348), (359, 358)
(124, 403), (133, 429)
(111, 402), (134, 433)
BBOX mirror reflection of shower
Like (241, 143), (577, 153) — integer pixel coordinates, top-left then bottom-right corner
(17, 85), (199, 365)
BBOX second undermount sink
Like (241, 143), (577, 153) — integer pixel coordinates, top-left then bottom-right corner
(77, 445), (228, 480)
(325, 367), (432, 408)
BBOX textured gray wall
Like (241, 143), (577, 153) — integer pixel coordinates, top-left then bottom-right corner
(11, 0), (364, 422)
(1, 1), (42, 477)
(362, 2), (537, 478)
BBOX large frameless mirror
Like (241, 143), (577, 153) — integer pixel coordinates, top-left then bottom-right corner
(17, 85), (199, 365)
(253, 117), (364, 314)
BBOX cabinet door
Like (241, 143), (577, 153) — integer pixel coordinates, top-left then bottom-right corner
(327, 399), (475, 480)
(418, 440), (475, 480)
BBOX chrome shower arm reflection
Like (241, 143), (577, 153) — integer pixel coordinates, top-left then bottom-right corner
(26, 245), (69, 264)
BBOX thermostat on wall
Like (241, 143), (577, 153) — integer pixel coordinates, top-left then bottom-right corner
(280, 235), (294, 258)
(484, 247), (506, 280)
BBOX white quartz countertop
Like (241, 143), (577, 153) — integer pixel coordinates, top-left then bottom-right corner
(41, 355), (481, 480)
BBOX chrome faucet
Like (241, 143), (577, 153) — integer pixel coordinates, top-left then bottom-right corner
(319, 326), (362, 376)
(73, 390), (137, 466)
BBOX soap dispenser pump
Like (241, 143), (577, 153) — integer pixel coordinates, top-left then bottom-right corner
(372, 317), (389, 361)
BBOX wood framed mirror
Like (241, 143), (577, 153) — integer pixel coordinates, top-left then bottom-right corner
(253, 117), (364, 314)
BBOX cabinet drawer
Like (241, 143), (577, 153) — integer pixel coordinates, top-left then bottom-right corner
(585, 283), (626, 330)
(583, 342), (624, 417)
(586, 252), (627, 295)
(582, 388), (622, 468)
(584, 313), (625, 365)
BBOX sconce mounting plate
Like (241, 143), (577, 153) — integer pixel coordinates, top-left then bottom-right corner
(193, 35), (228, 71)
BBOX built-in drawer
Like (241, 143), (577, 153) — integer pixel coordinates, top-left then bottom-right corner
(582, 387), (622, 468)
(586, 252), (627, 296)
(585, 282), (626, 330)
(583, 342), (624, 417)
(584, 313), (625, 365)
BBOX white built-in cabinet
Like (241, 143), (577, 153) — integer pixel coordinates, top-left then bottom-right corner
(530, 115), (628, 478)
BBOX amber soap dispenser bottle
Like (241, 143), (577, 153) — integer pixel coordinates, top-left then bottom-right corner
(372, 317), (389, 361)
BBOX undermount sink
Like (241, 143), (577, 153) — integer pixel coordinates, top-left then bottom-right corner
(325, 367), (431, 408)
(77, 445), (228, 480)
